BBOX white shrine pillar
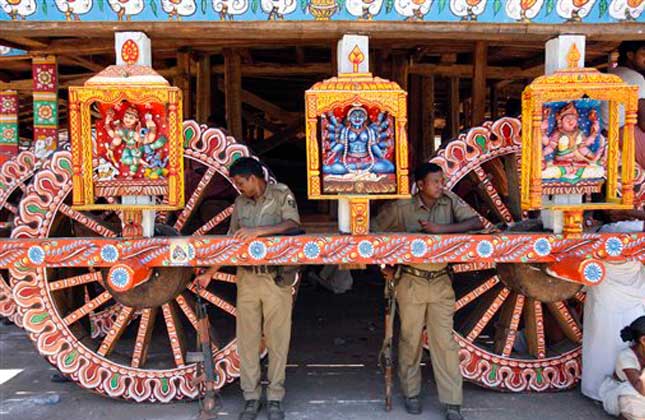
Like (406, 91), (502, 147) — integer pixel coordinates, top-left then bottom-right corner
(337, 35), (370, 234)
(115, 32), (156, 238)
(541, 35), (586, 234)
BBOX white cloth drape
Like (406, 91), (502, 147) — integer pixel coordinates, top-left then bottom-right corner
(581, 221), (645, 401)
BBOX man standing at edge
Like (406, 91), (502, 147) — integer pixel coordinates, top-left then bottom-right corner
(371, 162), (483, 420)
(196, 157), (300, 420)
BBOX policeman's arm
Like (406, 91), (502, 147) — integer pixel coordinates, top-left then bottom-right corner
(370, 202), (399, 232)
(420, 216), (483, 234)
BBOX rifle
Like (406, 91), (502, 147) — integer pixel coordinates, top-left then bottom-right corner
(188, 293), (221, 420)
(378, 265), (398, 412)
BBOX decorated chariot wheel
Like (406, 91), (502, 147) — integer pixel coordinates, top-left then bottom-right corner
(10, 121), (267, 402)
(0, 150), (40, 326)
(429, 117), (645, 392)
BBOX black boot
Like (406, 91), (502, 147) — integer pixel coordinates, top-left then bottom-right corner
(445, 404), (464, 420)
(267, 400), (285, 420)
(404, 396), (422, 415)
(238, 399), (261, 420)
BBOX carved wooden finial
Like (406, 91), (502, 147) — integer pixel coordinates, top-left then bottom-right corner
(566, 43), (581, 69)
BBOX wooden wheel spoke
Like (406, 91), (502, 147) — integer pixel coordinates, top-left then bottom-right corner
(131, 308), (157, 368)
(4, 202), (17, 215)
(574, 291), (586, 304)
(524, 298), (546, 359)
(162, 303), (186, 367)
(59, 203), (117, 238)
(452, 262), (495, 274)
(546, 301), (583, 344)
(192, 286), (237, 317)
(463, 286), (510, 341)
(49, 271), (102, 292)
(97, 305), (135, 357)
(192, 205), (235, 236)
(173, 167), (217, 233)
(455, 275), (500, 311)
(63, 291), (112, 326)
(473, 166), (514, 225)
(212, 272), (237, 284)
(493, 293), (525, 357)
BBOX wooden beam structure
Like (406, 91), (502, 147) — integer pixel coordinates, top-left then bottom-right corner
(2, 22), (644, 42)
(196, 54), (212, 123)
(448, 77), (460, 140)
(472, 41), (488, 127)
(224, 48), (243, 142)
(175, 49), (192, 120)
(422, 75), (435, 161)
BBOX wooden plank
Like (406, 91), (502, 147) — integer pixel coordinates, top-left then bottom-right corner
(224, 48), (243, 142)
(212, 62), (332, 76)
(391, 52), (409, 90)
(421, 75), (435, 160)
(216, 79), (298, 123)
(2, 22), (643, 42)
(175, 49), (192, 120)
(0, 36), (48, 50)
(472, 41), (488, 127)
(196, 54), (212, 123)
(448, 77), (460, 140)
(408, 75), (422, 166)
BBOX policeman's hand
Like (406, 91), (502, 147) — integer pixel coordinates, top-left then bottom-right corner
(234, 227), (264, 241)
(419, 220), (443, 233)
(195, 266), (220, 289)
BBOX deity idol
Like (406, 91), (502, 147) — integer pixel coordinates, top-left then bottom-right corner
(541, 101), (606, 183)
(322, 105), (395, 177)
(103, 105), (167, 177)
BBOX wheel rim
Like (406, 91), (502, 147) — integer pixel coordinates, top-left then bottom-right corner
(0, 150), (40, 327)
(427, 117), (644, 392)
(11, 121), (267, 402)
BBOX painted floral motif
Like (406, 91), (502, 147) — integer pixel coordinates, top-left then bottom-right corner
(450, 0), (487, 20)
(248, 240), (267, 259)
(533, 237), (552, 257)
(161, 0), (196, 19)
(34, 67), (55, 90)
(410, 239), (427, 257)
(109, 266), (131, 289)
(27, 245), (44, 264)
(304, 241), (321, 259)
(609, 0), (645, 20)
(101, 245), (119, 263)
(107, 0), (144, 21)
(581, 260), (604, 284)
(604, 237), (623, 257)
(476, 240), (494, 258)
(358, 240), (374, 258)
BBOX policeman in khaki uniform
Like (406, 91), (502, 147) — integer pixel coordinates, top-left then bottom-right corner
(372, 162), (482, 420)
(197, 157), (300, 420)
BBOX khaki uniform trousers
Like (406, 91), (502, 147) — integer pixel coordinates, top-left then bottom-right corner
(236, 268), (293, 402)
(396, 272), (463, 405)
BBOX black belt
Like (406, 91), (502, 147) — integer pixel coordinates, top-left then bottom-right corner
(401, 266), (448, 280)
(243, 265), (277, 275)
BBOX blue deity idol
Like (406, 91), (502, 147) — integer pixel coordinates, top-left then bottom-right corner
(322, 106), (395, 176)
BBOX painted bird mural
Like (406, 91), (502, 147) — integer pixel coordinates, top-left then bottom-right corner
(505, 0), (544, 21)
(450, 0), (487, 20)
(556, 0), (597, 21)
(161, 0), (196, 19)
(394, 0), (433, 20)
(0, 0), (36, 19)
(55, 0), (93, 20)
(212, 0), (249, 19)
(346, 0), (384, 19)
(261, 0), (297, 19)
(609, 0), (645, 20)
(108, 0), (145, 21)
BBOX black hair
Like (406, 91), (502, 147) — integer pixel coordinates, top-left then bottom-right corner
(620, 316), (645, 343)
(618, 41), (644, 66)
(414, 162), (443, 182)
(229, 157), (264, 179)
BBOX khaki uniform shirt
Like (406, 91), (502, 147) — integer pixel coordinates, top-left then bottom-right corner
(228, 182), (300, 234)
(371, 191), (478, 271)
